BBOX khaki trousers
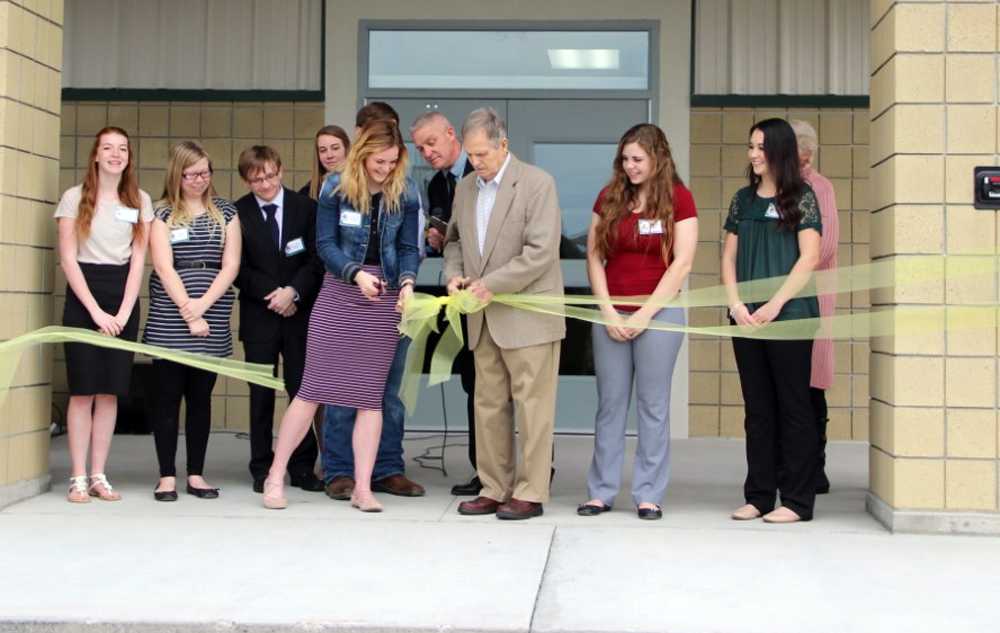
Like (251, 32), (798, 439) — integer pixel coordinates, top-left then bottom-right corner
(473, 326), (560, 503)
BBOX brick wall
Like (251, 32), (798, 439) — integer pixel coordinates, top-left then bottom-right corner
(55, 100), (327, 432)
(687, 106), (871, 441)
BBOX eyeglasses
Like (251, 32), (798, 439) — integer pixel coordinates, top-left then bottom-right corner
(247, 172), (280, 186)
(182, 170), (212, 182)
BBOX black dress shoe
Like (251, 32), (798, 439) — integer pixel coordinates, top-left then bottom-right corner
(185, 484), (219, 499)
(576, 502), (612, 516)
(252, 478), (265, 494)
(637, 505), (662, 520)
(153, 487), (177, 502)
(289, 473), (324, 492)
(450, 476), (482, 496)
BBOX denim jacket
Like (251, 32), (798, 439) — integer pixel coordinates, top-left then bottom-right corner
(315, 174), (421, 288)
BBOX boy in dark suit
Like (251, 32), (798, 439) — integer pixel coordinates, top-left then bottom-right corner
(235, 145), (324, 493)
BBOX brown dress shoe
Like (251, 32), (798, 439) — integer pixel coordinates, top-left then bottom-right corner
(457, 496), (502, 515)
(497, 498), (543, 520)
(372, 474), (426, 497)
(325, 476), (354, 501)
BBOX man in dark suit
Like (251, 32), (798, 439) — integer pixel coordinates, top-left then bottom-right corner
(235, 145), (324, 493)
(410, 111), (481, 496)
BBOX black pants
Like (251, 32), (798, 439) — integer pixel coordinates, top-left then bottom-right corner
(244, 332), (317, 480)
(732, 337), (818, 519)
(455, 315), (477, 470)
(152, 360), (218, 478)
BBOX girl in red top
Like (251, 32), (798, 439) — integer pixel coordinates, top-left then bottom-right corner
(578, 124), (698, 520)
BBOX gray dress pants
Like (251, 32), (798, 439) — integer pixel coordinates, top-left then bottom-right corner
(586, 307), (685, 507)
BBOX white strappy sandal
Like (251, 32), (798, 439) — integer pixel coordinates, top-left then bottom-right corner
(88, 473), (122, 501)
(67, 475), (90, 503)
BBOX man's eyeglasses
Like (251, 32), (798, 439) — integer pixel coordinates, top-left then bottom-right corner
(182, 170), (212, 182)
(247, 172), (280, 186)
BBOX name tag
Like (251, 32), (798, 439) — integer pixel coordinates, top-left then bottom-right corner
(115, 206), (139, 224)
(638, 219), (664, 235)
(340, 210), (362, 227)
(284, 237), (306, 256)
(170, 228), (190, 244)
(765, 203), (780, 219)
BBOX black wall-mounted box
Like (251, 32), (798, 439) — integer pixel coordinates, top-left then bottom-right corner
(974, 166), (1000, 209)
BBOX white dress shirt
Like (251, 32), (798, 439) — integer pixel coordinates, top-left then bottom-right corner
(474, 153), (512, 256)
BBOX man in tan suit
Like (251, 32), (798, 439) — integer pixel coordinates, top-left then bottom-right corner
(443, 107), (566, 520)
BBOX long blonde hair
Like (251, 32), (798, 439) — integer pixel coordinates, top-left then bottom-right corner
(334, 119), (409, 214)
(159, 141), (226, 242)
(309, 125), (350, 200)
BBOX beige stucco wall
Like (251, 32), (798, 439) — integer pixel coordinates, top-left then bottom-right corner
(0, 0), (62, 506)
(867, 0), (1000, 532)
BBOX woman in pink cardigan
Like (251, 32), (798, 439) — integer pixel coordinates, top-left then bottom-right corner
(791, 119), (839, 494)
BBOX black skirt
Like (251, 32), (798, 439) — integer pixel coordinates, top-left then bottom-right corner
(62, 263), (140, 396)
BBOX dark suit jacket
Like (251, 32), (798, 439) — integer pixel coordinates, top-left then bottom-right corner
(234, 187), (323, 343)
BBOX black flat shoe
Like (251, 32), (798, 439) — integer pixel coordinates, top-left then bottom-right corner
(637, 505), (662, 520)
(185, 484), (219, 499)
(153, 487), (177, 502)
(252, 478), (265, 494)
(289, 473), (325, 492)
(576, 502), (612, 516)
(450, 476), (482, 496)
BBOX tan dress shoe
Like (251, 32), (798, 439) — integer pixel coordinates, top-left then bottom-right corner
(730, 503), (762, 520)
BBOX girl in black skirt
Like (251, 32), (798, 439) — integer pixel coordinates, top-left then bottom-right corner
(54, 126), (153, 503)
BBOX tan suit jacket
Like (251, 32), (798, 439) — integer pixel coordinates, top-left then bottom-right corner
(443, 153), (566, 350)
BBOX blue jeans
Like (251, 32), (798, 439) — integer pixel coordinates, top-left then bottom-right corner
(322, 337), (408, 482)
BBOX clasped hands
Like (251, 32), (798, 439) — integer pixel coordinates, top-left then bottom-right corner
(601, 306), (652, 343)
(89, 309), (130, 337)
(728, 300), (783, 329)
(177, 296), (211, 337)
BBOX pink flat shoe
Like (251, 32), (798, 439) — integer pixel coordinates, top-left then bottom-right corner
(262, 479), (287, 510)
(730, 503), (762, 520)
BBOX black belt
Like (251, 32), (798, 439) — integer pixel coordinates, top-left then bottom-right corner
(175, 260), (221, 270)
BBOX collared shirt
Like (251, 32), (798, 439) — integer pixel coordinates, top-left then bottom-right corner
(474, 152), (512, 255)
(255, 187), (285, 244)
(447, 149), (468, 187)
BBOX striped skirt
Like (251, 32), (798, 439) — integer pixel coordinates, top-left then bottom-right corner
(298, 266), (401, 410)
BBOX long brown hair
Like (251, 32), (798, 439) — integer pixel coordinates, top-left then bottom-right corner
(77, 126), (143, 241)
(334, 119), (409, 214)
(594, 123), (682, 261)
(309, 125), (350, 199)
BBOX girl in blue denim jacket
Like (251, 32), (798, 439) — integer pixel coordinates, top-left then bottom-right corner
(262, 119), (421, 512)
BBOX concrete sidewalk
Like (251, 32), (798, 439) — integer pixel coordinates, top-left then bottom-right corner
(2, 434), (999, 632)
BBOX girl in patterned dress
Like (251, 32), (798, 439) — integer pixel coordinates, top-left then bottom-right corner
(143, 141), (242, 502)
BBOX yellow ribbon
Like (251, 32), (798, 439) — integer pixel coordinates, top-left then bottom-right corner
(0, 326), (283, 409)
(397, 256), (999, 412)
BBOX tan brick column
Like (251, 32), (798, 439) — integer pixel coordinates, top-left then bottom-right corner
(0, 1), (62, 507)
(868, 0), (1000, 533)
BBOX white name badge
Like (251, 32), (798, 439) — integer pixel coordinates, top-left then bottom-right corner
(340, 210), (362, 227)
(765, 203), (780, 219)
(170, 228), (190, 244)
(284, 237), (306, 256)
(639, 219), (664, 235)
(115, 206), (139, 224)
